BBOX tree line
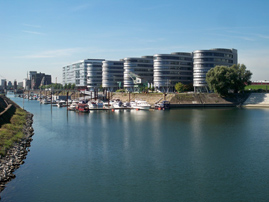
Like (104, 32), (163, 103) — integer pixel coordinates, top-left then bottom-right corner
(41, 83), (76, 90)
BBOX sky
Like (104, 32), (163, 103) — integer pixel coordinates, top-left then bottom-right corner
(0, 0), (269, 83)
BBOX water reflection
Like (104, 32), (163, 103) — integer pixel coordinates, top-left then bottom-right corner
(2, 95), (269, 201)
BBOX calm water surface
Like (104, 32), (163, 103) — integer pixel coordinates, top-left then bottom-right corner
(1, 95), (269, 201)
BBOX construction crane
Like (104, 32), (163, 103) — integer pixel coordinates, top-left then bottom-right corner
(128, 72), (143, 84)
(127, 72), (150, 92)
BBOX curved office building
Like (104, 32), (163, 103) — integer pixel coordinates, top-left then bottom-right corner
(87, 59), (105, 90)
(153, 52), (193, 92)
(193, 48), (237, 92)
(63, 59), (104, 89)
(123, 56), (153, 91)
(102, 60), (124, 91)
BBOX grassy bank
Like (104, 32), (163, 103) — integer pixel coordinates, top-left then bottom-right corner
(0, 108), (27, 156)
(245, 85), (269, 91)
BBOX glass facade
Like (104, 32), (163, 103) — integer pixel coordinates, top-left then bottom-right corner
(123, 56), (154, 91)
(153, 52), (193, 92)
(62, 59), (105, 88)
(102, 60), (124, 91)
(193, 48), (238, 92)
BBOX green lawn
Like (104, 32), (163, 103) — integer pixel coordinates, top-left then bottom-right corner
(244, 85), (269, 91)
(0, 108), (27, 156)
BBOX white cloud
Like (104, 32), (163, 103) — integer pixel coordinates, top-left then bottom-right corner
(22, 23), (41, 28)
(257, 34), (269, 39)
(18, 48), (81, 59)
(72, 3), (91, 11)
(22, 30), (45, 35)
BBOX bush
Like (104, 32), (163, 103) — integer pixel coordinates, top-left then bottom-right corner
(116, 89), (125, 92)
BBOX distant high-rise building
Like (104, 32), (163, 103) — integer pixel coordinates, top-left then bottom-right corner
(1, 79), (6, 87)
(32, 73), (51, 89)
(18, 82), (23, 88)
(23, 78), (31, 90)
(8, 81), (12, 87)
(26, 71), (51, 89)
(14, 80), (18, 90)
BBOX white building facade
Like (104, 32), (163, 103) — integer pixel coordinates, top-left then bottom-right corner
(153, 52), (193, 92)
(87, 59), (106, 90)
(123, 56), (154, 91)
(193, 48), (238, 92)
(62, 59), (105, 89)
(102, 60), (124, 92)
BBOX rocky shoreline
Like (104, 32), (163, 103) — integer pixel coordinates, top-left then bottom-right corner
(0, 112), (34, 195)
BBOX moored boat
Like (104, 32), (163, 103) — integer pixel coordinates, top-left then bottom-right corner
(88, 101), (97, 109)
(76, 104), (89, 112)
(68, 100), (79, 111)
(154, 101), (170, 110)
(131, 100), (151, 110)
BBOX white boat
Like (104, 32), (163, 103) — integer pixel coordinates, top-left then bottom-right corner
(123, 102), (131, 107)
(68, 100), (79, 111)
(56, 100), (67, 107)
(41, 99), (50, 104)
(111, 99), (123, 108)
(96, 100), (104, 108)
(131, 100), (151, 110)
(88, 101), (97, 109)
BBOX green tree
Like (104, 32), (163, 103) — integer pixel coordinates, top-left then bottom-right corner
(206, 66), (234, 96)
(184, 83), (194, 91)
(71, 83), (76, 90)
(230, 64), (252, 93)
(175, 82), (185, 93)
(206, 64), (252, 96)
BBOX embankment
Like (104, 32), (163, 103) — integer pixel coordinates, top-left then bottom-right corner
(112, 92), (250, 107)
(0, 96), (34, 195)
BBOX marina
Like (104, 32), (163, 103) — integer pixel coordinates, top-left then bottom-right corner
(17, 92), (162, 112)
(1, 1), (269, 201)
(1, 94), (269, 201)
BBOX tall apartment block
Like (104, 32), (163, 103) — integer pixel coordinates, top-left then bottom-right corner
(123, 56), (154, 91)
(153, 52), (193, 92)
(1, 79), (6, 88)
(62, 59), (105, 89)
(193, 48), (238, 92)
(102, 60), (124, 92)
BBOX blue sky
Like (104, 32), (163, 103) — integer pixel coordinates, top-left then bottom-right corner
(1, 0), (269, 83)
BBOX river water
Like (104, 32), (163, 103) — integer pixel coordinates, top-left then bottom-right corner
(1, 95), (269, 201)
